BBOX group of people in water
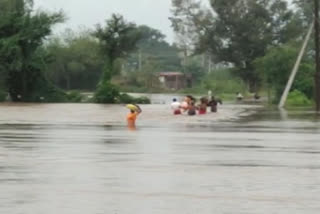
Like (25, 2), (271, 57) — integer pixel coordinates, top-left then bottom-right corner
(171, 95), (222, 116)
(126, 95), (223, 128)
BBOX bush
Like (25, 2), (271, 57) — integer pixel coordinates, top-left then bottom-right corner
(131, 96), (151, 104)
(94, 82), (151, 104)
(294, 63), (314, 99)
(201, 68), (248, 94)
(118, 93), (136, 103)
(24, 82), (68, 103)
(66, 91), (84, 103)
(119, 93), (151, 104)
(0, 90), (6, 102)
(94, 82), (120, 103)
(254, 42), (315, 102)
(286, 90), (312, 107)
(178, 86), (206, 94)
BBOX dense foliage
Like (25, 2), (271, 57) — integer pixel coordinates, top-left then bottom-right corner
(45, 30), (103, 91)
(170, 0), (308, 92)
(0, 0), (66, 102)
(0, 0), (317, 107)
(286, 90), (313, 107)
(92, 14), (143, 103)
(94, 14), (142, 82)
(43, 25), (183, 93)
(0, 90), (6, 102)
(201, 69), (247, 95)
(254, 42), (314, 102)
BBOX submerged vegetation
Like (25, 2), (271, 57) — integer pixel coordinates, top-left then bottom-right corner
(286, 90), (313, 107)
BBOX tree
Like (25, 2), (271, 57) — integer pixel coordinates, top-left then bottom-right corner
(93, 14), (142, 103)
(170, 0), (302, 91)
(0, 0), (65, 102)
(94, 14), (142, 82)
(115, 25), (183, 91)
(170, 0), (213, 54)
(182, 56), (206, 83)
(45, 29), (103, 90)
(126, 25), (181, 73)
(293, 0), (314, 26)
(254, 42), (314, 102)
(208, 0), (296, 91)
(139, 57), (161, 90)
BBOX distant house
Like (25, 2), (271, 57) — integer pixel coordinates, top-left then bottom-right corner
(158, 72), (192, 90)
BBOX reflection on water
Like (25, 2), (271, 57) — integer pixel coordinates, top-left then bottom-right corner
(0, 104), (320, 214)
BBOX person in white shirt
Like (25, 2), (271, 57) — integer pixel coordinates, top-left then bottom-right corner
(236, 92), (244, 101)
(171, 98), (181, 115)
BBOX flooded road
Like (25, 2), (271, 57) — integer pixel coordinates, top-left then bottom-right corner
(0, 103), (320, 213)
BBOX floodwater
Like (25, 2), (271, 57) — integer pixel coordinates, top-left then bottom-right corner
(0, 102), (320, 214)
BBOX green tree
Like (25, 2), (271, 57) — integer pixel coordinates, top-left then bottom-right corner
(170, 0), (213, 54)
(125, 25), (181, 73)
(183, 56), (206, 83)
(116, 25), (182, 91)
(170, 0), (303, 92)
(136, 25), (181, 71)
(93, 14), (142, 103)
(293, 0), (314, 26)
(45, 29), (103, 90)
(0, 0), (65, 102)
(254, 42), (314, 102)
(208, 0), (296, 91)
(139, 57), (161, 89)
(94, 14), (141, 82)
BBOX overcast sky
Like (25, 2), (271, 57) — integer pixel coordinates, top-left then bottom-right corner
(34, 0), (177, 43)
(33, 0), (292, 44)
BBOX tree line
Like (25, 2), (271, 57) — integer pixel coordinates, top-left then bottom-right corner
(0, 0), (182, 103)
(171, 0), (315, 104)
(0, 0), (316, 104)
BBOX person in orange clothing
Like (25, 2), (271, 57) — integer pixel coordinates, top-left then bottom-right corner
(127, 105), (141, 128)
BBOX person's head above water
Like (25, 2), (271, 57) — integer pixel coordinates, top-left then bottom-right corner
(173, 98), (177, 102)
(200, 97), (208, 104)
(186, 95), (196, 102)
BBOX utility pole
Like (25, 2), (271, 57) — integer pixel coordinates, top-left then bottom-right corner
(278, 23), (314, 108)
(315, 0), (320, 111)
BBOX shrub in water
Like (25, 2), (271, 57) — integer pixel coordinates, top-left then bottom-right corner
(67, 91), (84, 103)
(94, 82), (120, 103)
(119, 93), (151, 104)
(286, 90), (312, 107)
(134, 96), (151, 104)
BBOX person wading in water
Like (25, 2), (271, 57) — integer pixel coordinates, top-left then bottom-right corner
(208, 96), (222, 113)
(127, 105), (142, 129)
(171, 98), (182, 115)
(198, 97), (208, 115)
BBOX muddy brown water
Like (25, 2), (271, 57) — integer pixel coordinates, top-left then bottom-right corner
(0, 102), (320, 214)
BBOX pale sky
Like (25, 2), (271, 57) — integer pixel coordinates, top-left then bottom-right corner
(34, 0), (292, 44)
(34, 0), (177, 43)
